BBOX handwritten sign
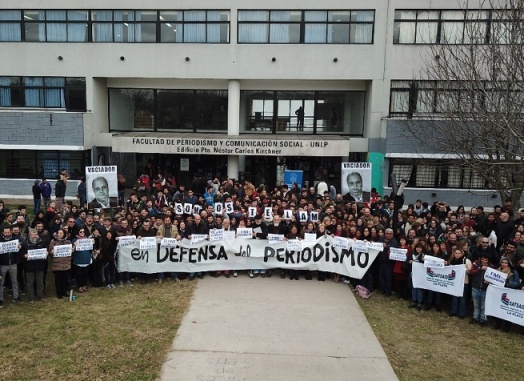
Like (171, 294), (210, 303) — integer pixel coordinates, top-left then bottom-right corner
(140, 237), (157, 250)
(0, 239), (19, 254)
(287, 239), (302, 251)
(27, 248), (48, 261)
(424, 255), (445, 268)
(389, 247), (408, 262)
(268, 234), (285, 244)
(236, 228), (253, 239)
(118, 235), (136, 247)
(351, 240), (368, 253)
(160, 238), (178, 248)
(303, 233), (317, 242)
(54, 244), (72, 257)
(191, 234), (207, 244)
(484, 267), (508, 287)
(75, 238), (93, 251)
(223, 231), (236, 241)
(333, 237), (349, 250)
(209, 229), (224, 242)
(366, 242), (384, 252)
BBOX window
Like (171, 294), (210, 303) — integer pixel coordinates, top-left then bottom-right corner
(389, 159), (488, 189)
(109, 89), (228, 132)
(241, 90), (365, 135)
(238, 9), (374, 44)
(0, 9), (230, 43)
(0, 150), (89, 179)
(393, 9), (498, 44)
(0, 76), (86, 110)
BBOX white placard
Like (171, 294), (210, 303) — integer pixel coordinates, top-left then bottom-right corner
(223, 231), (236, 241)
(484, 267), (508, 287)
(303, 233), (317, 242)
(140, 237), (157, 250)
(27, 248), (48, 261)
(248, 207), (257, 218)
(0, 239), (19, 254)
(424, 255), (445, 268)
(268, 234), (285, 244)
(333, 236), (349, 250)
(75, 238), (94, 251)
(175, 203), (183, 215)
(193, 205), (202, 215)
(214, 203), (223, 215)
(183, 203), (192, 214)
(283, 210), (292, 220)
(299, 211), (308, 222)
(287, 239), (302, 251)
(160, 238), (178, 248)
(118, 235), (137, 247)
(366, 242), (384, 252)
(310, 212), (319, 222)
(389, 247), (408, 262)
(264, 207), (272, 219)
(191, 234), (207, 244)
(225, 202), (234, 214)
(236, 228), (253, 239)
(54, 244), (72, 257)
(351, 240), (368, 253)
(209, 229), (224, 242)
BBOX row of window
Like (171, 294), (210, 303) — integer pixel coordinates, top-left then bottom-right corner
(0, 9), (374, 44)
(0, 77), (86, 110)
(109, 89), (365, 135)
(0, 150), (89, 180)
(389, 160), (489, 189)
(389, 80), (521, 116)
(394, 9), (520, 45)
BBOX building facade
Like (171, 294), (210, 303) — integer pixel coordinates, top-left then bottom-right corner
(1, 0), (520, 206)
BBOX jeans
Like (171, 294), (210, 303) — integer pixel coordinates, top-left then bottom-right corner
(33, 198), (41, 214)
(412, 287), (424, 304)
(450, 285), (467, 317)
(0, 264), (19, 301)
(378, 261), (393, 295)
(472, 287), (487, 323)
(426, 290), (442, 308)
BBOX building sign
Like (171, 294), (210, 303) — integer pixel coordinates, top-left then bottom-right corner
(112, 133), (350, 157)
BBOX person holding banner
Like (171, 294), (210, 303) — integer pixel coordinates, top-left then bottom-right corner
(448, 248), (472, 319)
(407, 242), (426, 310)
(469, 254), (494, 326)
(156, 216), (181, 283)
(23, 229), (47, 303)
(49, 229), (72, 299)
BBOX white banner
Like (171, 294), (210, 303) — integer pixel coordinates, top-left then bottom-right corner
(117, 236), (380, 279)
(412, 263), (466, 297)
(75, 238), (94, 251)
(485, 285), (524, 327)
(54, 244), (72, 257)
(0, 239), (19, 254)
(389, 247), (407, 262)
(27, 248), (48, 261)
(484, 268), (508, 287)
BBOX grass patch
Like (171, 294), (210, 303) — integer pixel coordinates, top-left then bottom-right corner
(357, 293), (522, 381)
(0, 278), (196, 381)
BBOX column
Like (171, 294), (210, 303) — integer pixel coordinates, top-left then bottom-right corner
(227, 80), (241, 179)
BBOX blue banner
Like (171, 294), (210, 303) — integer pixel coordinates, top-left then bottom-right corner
(284, 170), (303, 188)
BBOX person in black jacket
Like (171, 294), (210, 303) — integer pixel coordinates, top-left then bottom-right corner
(0, 226), (23, 307)
(23, 229), (47, 303)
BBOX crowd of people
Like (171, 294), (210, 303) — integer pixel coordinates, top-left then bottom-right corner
(1, 171), (523, 335)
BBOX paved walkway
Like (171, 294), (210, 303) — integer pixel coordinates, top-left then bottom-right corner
(159, 275), (398, 381)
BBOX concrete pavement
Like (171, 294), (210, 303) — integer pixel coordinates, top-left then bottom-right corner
(159, 275), (398, 381)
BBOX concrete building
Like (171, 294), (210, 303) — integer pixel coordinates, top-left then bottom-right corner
(0, 0), (520, 206)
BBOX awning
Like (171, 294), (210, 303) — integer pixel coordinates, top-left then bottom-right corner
(112, 132), (350, 157)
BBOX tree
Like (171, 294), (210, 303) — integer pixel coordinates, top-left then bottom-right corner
(402, 0), (524, 214)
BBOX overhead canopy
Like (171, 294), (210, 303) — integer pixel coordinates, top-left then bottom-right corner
(112, 133), (350, 157)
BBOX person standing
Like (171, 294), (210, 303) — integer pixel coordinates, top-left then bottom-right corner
(55, 175), (67, 213)
(23, 229), (47, 303)
(0, 226), (23, 307)
(39, 177), (52, 209)
(295, 106), (304, 131)
(32, 180), (42, 215)
(49, 228), (72, 299)
(77, 177), (87, 208)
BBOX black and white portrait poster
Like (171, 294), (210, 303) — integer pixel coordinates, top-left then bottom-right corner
(341, 162), (372, 203)
(85, 166), (118, 209)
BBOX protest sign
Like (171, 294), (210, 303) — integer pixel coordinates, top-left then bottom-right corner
(484, 267), (508, 287)
(268, 234), (285, 244)
(160, 238), (178, 248)
(223, 231), (236, 241)
(412, 263), (465, 296)
(27, 248), (48, 261)
(118, 235), (136, 247)
(389, 247), (407, 262)
(140, 237), (157, 250)
(118, 236), (381, 279)
(424, 255), (445, 268)
(0, 239), (19, 254)
(75, 238), (93, 251)
(54, 244), (72, 257)
(209, 229), (224, 242)
(485, 285), (524, 327)
(191, 234), (207, 244)
(236, 228), (252, 239)
(287, 239), (302, 252)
